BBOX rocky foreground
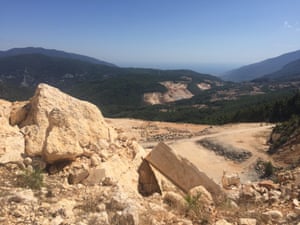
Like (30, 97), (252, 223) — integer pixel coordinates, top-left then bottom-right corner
(0, 83), (300, 225)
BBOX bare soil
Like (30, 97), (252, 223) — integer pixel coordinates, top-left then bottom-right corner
(143, 81), (194, 105)
(107, 118), (274, 185)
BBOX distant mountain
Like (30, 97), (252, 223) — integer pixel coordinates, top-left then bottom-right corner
(0, 53), (120, 89)
(223, 49), (300, 82)
(0, 47), (116, 67)
(254, 59), (300, 82)
(0, 52), (223, 114)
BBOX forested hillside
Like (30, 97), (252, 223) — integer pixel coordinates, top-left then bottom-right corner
(1, 49), (300, 127)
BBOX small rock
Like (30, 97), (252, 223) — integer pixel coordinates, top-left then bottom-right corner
(96, 203), (106, 212)
(262, 192), (269, 202)
(99, 152), (109, 162)
(215, 219), (233, 225)
(76, 222), (87, 225)
(12, 209), (25, 218)
(111, 205), (139, 225)
(258, 180), (279, 190)
(23, 157), (32, 166)
(26, 165), (33, 172)
(239, 218), (256, 225)
(90, 154), (101, 167)
(83, 168), (106, 186)
(240, 184), (255, 199)
(8, 189), (38, 203)
(262, 210), (283, 222)
(32, 158), (47, 170)
(287, 212), (298, 221)
(50, 216), (64, 225)
(68, 169), (89, 184)
(269, 190), (281, 203)
(123, 204), (139, 225)
(294, 206), (300, 215)
(222, 171), (240, 189)
(293, 198), (299, 207)
(109, 192), (128, 211)
(178, 218), (193, 225)
(163, 191), (186, 211)
(102, 176), (116, 186)
(229, 200), (239, 209)
(89, 212), (109, 225)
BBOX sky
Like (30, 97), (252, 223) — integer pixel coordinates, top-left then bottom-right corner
(1, 0), (300, 74)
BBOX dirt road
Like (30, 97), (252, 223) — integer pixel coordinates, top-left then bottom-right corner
(107, 118), (274, 184)
(169, 124), (273, 184)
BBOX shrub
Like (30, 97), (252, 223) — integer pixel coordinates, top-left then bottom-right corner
(185, 192), (201, 212)
(184, 192), (210, 224)
(263, 161), (274, 178)
(18, 168), (44, 190)
(76, 194), (104, 213)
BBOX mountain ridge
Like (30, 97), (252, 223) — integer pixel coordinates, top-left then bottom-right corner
(254, 58), (300, 82)
(0, 47), (116, 67)
(223, 49), (300, 82)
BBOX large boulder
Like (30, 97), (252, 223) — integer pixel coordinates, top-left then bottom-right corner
(0, 100), (24, 164)
(19, 83), (115, 163)
(145, 142), (222, 200)
(138, 160), (161, 196)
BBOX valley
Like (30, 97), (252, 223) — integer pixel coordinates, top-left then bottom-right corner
(1, 47), (300, 224)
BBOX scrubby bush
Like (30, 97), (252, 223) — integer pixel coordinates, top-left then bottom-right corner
(185, 192), (210, 224)
(263, 161), (274, 178)
(18, 168), (44, 190)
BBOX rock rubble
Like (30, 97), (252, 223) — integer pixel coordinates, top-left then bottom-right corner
(0, 83), (300, 225)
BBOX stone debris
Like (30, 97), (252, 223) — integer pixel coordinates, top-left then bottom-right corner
(0, 100), (24, 165)
(216, 219), (234, 225)
(222, 171), (240, 189)
(198, 138), (252, 163)
(258, 179), (279, 190)
(163, 191), (187, 212)
(1, 83), (300, 225)
(239, 218), (257, 225)
(145, 142), (222, 200)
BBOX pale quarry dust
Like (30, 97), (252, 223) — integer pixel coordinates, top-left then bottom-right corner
(143, 81), (194, 105)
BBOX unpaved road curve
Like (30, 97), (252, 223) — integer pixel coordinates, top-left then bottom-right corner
(169, 124), (274, 184)
(107, 118), (274, 185)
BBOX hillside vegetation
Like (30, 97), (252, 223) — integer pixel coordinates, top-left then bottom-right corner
(1, 49), (300, 127)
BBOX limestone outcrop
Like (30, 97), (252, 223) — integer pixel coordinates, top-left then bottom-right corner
(2, 83), (300, 225)
(0, 100), (24, 164)
(16, 83), (116, 163)
(9, 101), (30, 126)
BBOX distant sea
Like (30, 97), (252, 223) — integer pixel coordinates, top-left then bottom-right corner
(120, 62), (242, 77)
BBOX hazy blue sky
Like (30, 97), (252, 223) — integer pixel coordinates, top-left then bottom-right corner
(1, 0), (300, 74)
